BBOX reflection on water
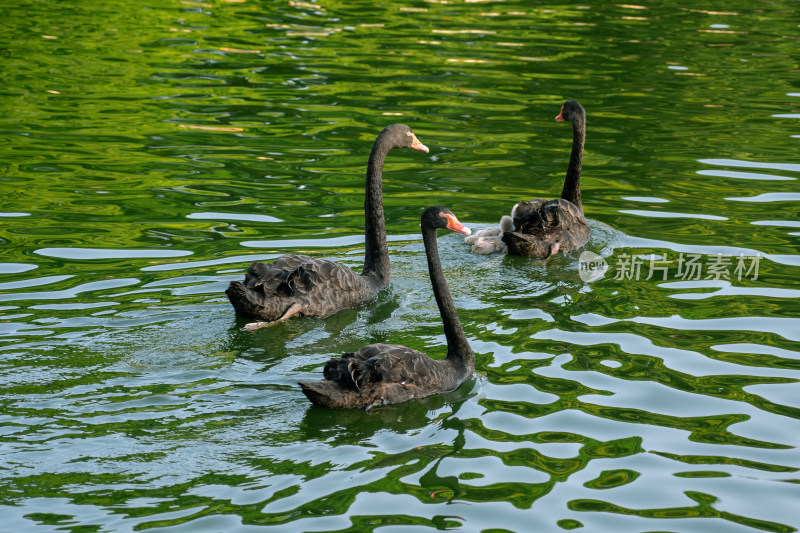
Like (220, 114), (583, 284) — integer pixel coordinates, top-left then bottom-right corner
(1, 0), (800, 531)
(34, 248), (193, 259)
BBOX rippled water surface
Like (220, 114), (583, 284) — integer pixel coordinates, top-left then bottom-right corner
(2, 1), (800, 531)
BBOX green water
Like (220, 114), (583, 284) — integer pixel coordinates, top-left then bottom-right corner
(1, 1), (799, 531)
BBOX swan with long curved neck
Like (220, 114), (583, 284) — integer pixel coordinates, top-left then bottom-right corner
(226, 124), (429, 330)
(502, 100), (590, 258)
(467, 100), (590, 258)
(299, 206), (474, 409)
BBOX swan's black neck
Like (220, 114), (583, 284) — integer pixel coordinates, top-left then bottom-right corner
(560, 114), (585, 213)
(421, 224), (474, 371)
(362, 138), (391, 287)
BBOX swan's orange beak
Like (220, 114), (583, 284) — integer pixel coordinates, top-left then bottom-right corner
(555, 107), (565, 122)
(410, 133), (429, 153)
(442, 213), (471, 235)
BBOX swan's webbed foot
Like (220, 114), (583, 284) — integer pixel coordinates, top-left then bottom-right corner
(242, 320), (274, 331)
(241, 302), (303, 331)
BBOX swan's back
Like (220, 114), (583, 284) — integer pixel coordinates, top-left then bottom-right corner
(512, 198), (583, 231)
(226, 255), (378, 321)
(504, 198), (589, 257)
(299, 342), (469, 409)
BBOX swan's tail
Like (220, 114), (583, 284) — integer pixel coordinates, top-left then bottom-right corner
(298, 381), (365, 409)
(226, 281), (286, 320)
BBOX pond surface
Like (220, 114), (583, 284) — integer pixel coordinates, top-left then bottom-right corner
(1, 1), (800, 531)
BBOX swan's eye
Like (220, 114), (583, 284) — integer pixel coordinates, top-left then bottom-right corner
(406, 131), (412, 136)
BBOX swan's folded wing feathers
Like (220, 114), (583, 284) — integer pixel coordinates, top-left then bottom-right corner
(367, 349), (423, 383)
(271, 254), (314, 270)
(559, 198), (588, 225)
(321, 353), (362, 391)
(541, 202), (561, 227)
(323, 343), (408, 391)
(323, 343), (431, 391)
(503, 231), (558, 258)
(513, 199), (547, 218)
(504, 198), (590, 257)
(513, 199), (547, 231)
(243, 255), (312, 295)
(256, 258), (360, 301)
(516, 198), (585, 233)
(294, 260), (360, 294)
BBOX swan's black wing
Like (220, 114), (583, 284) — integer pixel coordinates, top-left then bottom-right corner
(511, 198), (549, 230)
(505, 198), (590, 257)
(512, 198), (585, 233)
(244, 256), (364, 298)
(301, 343), (459, 409)
(243, 254), (311, 295)
(323, 343), (426, 389)
(329, 343), (464, 392)
(227, 255), (375, 320)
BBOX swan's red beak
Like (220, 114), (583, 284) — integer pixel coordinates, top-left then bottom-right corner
(442, 213), (471, 235)
(555, 107), (565, 122)
(410, 133), (429, 153)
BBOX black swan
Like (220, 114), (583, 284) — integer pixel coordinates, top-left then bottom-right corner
(467, 100), (590, 258)
(503, 100), (590, 258)
(299, 206), (474, 409)
(226, 124), (429, 330)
